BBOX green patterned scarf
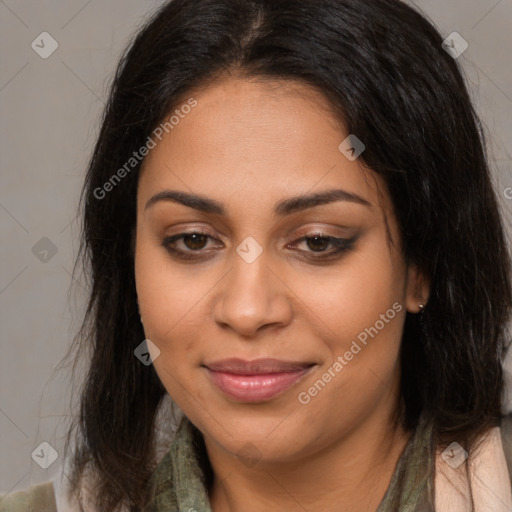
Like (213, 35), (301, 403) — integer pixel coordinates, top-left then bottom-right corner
(145, 413), (436, 511)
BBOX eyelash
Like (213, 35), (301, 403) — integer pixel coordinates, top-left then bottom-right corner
(161, 230), (356, 261)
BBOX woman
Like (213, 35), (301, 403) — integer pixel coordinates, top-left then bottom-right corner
(2, 0), (512, 510)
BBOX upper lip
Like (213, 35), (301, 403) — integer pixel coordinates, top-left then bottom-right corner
(204, 358), (314, 375)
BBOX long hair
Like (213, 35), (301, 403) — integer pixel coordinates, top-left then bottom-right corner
(65, 0), (512, 510)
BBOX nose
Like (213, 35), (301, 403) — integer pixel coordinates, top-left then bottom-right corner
(212, 250), (293, 337)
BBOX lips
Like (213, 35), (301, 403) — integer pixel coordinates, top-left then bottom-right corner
(203, 358), (315, 402)
(205, 358), (314, 374)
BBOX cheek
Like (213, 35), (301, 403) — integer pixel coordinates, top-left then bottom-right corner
(135, 232), (209, 346)
(134, 235), (204, 386)
(295, 249), (405, 410)
(299, 247), (403, 350)
(138, 276), (204, 406)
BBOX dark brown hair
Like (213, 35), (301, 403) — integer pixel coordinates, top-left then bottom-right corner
(65, 0), (512, 510)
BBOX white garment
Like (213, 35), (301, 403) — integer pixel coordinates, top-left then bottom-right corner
(435, 426), (512, 512)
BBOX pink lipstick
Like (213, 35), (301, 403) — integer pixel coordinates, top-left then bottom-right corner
(204, 358), (314, 402)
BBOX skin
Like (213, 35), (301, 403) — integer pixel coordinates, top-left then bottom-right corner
(135, 75), (429, 512)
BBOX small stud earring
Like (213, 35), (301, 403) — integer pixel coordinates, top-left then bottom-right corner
(418, 303), (425, 311)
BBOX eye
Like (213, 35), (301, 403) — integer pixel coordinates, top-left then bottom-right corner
(162, 230), (220, 260)
(161, 230), (356, 261)
(289, 232), (356, 259)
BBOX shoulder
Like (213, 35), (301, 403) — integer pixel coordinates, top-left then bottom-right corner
(0, 482), (57, 512)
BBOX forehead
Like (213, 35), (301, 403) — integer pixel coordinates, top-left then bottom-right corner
(137, 77), (388, 218)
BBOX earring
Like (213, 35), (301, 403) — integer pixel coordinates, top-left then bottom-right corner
(418, 302), (428, 345)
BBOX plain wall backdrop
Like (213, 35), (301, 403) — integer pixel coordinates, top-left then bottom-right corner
(1, 0), (512, 494)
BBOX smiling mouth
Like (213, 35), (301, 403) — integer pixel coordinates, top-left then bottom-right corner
(203, 358), (316, 402)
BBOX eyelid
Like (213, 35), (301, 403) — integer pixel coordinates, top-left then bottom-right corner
(163, 224), (354, 244)
(291, 225), (354, 238)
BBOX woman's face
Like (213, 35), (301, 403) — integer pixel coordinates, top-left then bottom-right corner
(135, 76), (427, 463)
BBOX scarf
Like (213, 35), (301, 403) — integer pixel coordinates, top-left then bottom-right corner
(145, 412), (512, 512)
(145, 413), (438, 511)
(1, 412), (511, 511)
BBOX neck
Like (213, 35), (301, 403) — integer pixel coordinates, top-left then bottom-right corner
(205, 399), (411, 512)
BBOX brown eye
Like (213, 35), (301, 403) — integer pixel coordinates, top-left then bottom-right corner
(305, 235), (331, 252)
(290, 232), (357, 260)
(162, 230), (219, 260)
(162, 230), (356, 262)
(182, 233), (208, 250)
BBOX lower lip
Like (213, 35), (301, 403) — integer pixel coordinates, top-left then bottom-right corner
(206, 367), (313, 402)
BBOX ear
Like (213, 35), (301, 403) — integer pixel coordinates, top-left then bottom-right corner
(404, 263), (430, 314)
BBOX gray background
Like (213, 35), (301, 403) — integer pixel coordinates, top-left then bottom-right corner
(1, 0), (512, 495)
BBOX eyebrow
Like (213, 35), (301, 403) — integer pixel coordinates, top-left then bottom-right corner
(144, 188), (372, 216)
